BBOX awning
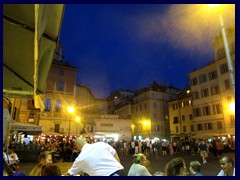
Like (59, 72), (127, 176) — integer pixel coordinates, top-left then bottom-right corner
(41, 132), (63, 136)
(3, 4), (65, 112)
(11, 122), (42, 132)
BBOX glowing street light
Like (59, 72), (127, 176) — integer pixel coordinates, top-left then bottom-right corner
(68, 106), (75, 136)
(229, 102), (235, 114)
(208, 4), (235, 96)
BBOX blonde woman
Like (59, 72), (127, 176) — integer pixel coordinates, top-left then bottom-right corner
(128, 153), (152, 176)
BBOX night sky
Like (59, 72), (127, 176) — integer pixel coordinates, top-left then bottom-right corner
(59, 4), (235, 99)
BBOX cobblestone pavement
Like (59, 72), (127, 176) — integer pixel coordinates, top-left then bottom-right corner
(20, 152), (235, 176)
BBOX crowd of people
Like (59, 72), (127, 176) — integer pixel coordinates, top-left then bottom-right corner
(3, 137), (235, 176)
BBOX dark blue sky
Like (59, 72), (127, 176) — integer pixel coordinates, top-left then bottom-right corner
(59, 4), (235, 99)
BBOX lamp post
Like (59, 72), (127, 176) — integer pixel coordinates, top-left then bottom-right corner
(68, 107), (74, 136)
(209, 4), (235, 96)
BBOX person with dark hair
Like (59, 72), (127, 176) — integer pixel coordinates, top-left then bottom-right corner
(28, 151), (52, 176)
(198, 140), (209, 164)
(41, 164), (62, 176)
(217, 155), (235, 176)
(128, 153), (152, 176)
(64, 137), (125, 176)
(165, 157), (186, 176)
(189, 160), (203, 176)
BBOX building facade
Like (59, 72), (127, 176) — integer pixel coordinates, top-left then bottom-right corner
(168, 89), (194, 141)
(188, 25), (235, 142)
(132, 85), (179, 140)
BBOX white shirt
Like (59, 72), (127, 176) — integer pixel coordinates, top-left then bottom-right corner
(217, 168), (235, 176)
(128, 164), (152, 176)
(68, 142), (124, 176)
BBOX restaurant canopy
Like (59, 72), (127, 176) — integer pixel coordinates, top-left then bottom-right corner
(11, 121), (42, 133)
(3, 4), (65, 112)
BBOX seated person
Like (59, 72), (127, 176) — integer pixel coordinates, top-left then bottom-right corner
(28, 151), (52, 176)
(128, 153), (152, 176)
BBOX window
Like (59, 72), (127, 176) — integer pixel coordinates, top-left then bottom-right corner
(193, 108), (201, 117)
(183, 126), (186, 132)
(192, 91), (199, 100)
(176, 126), (179, 133)
(184, 100), (191, 106)
(45, 98), (51, 111)
(208, 70), (218, 80)
(201, 88), (209, 98)
(189, 114), (193, 120)
(28, 113), (35, 122)
(59, 68), (64, 76)
(203, 106), (211, 116)
(199, 74), (207, 83)
(155, 125), (160, 131)
(225, 79), (230, 89)
(204, 123), (212, 130)
(181, 102), (184, 107)
(55, 100), (61, 112)
(173, 103), (178, 110)
(211, 86), (220, 95)
(197, 124), (203, 131)
(190, 125), (194, 132)
(230, 115), (235, 126)
(212, 104), (222, 114)
(220, 63), (228, 74)
(182, 115), (185, 121)
(191, 77), (198, 86)
(173, 117), (179, 124)
(217, 121), (223, 129)
(216, 48), (225, 60)
(27, 100), (35, 109)
(54, 124), (60, 133)
(57, 81), (64, 91)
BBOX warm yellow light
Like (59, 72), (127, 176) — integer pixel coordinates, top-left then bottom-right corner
(68, 107), (74, 113)
(143, 121), (150, 125)
(75, 117), (81, 122)
(209, 4), (220, 7)
(229, 103), (235, 113)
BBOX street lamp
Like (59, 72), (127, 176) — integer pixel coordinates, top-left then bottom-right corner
(209, 4), (235, 96)
(68, 107), (75, 136)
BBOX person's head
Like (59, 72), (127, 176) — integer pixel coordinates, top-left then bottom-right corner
(219, 155), (234, 175)
(165, 157), (186, 176)
(189, 160), (201, 175)
(38, 151), (52, 164)
(132, 153), (150, 167)
(41, 164), (62, 176)
(75, 137), (87, 151)
(8, 149), (14, 154)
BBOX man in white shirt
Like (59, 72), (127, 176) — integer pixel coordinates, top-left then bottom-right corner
(65, 137), (125, 176)
(217, 155), (235, 176)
